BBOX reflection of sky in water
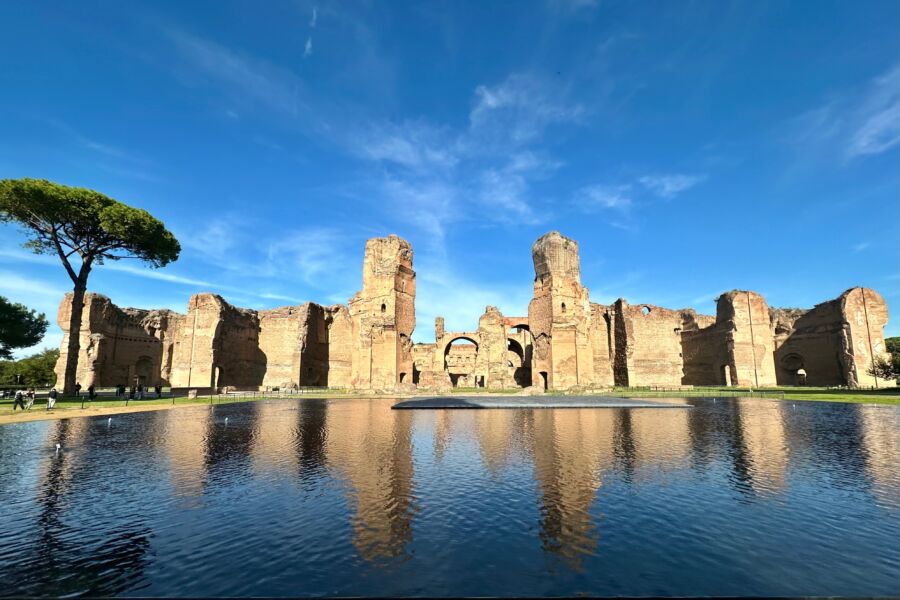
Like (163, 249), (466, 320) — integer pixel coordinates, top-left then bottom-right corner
(0, 397), (898, 597)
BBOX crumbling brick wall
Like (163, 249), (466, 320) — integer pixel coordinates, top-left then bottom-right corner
(527, 231), (596, 390)
(349, 235), (416, 390)
(772, 287), (892, 387)
(55, 292), (182, 389)
(55, 233), (891, 393)
(613, 300), (686, 387)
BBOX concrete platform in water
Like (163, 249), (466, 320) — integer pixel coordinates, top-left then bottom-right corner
(392, 396), (691, 409)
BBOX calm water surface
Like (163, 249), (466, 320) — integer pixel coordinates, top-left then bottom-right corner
(1, 397), (899, 597)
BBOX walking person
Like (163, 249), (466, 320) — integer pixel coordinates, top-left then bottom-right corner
(129, 384), (135, 400)
(88, 384), (96, 400)
(47, 387), (58, 410)
(137, 383), (144, 400)
(155, 384), (161, 398)
(25, 388), (36, 410)
(75, 382), (82, 399)
(13, 389), (26, 411)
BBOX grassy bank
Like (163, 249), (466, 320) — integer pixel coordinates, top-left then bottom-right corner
(608, 386), (900, 404)
(2, 384), (898, 425)
(0, 390), (375, 425)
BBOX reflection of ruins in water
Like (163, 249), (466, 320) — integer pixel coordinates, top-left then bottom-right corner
(528, 410), (615, 565)
(325, 400), (416, 562)
(475, 409), (531, 473)
(165, 408), (211, 497)
(860, 405), (900, 507)
(250, 398), (329, 481)
(29, 418), (152, 596)
(734, 399), (788, 495)
(251, 401), (299, 476)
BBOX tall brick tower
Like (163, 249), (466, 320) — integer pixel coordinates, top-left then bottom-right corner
(718, 290), (777, 387)
(349, 235), (416, 389)
(527, 231), (595, 390)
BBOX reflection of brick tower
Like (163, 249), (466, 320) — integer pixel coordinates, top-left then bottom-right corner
(349, 235), (416, 389)
(528, 232), (594, 390)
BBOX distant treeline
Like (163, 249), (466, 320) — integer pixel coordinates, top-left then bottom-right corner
(0, 348), (59, 388)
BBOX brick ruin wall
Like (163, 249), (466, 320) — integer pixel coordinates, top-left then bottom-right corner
(771, 288), (890, 387)
(54, 231), (892, 391)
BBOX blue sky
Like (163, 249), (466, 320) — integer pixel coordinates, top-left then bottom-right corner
(1, 0), (898, 356)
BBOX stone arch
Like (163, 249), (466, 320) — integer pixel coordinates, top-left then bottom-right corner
(442, 335), (480, 388)
(441, 334), (480, 357)
(507, 338), (531, 387)
(135, 355), (154, 386)
(780, 353), (806, 386)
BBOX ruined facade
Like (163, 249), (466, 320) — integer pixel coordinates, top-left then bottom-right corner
(55, 231), (893, 391)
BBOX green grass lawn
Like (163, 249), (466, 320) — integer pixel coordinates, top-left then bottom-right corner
(2, 384), (898, 418)
(611, 386), (900, 404)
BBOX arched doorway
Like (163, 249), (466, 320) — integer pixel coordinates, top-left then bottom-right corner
(507, 338), (531, 387)
(780, 353), (806, 386)
(444, 336), (479, 388)
(135, 355), (154, 386)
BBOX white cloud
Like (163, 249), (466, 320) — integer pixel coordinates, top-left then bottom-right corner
(258, 292), (304, 303)
(167, 28), (306, 118)
(179, 217), (243, 264)
(638, 174), (706, 198)
(380, 177), (457, 250)
(851, 242), (872, 253)
(479, 169), (537, 222)
(310, 7), (318, 28)
(847, 64), (900, 158)
(264, 227), (358, 290)
(303, 36), (313, 58)
(103, 262), (223, 289)
(468, 73), (584, 150)
(576, 184), (633, 211)
(361, 121), (458, 171)
(787, 63), (900, 163)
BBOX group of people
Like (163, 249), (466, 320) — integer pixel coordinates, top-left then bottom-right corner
(112, 383), (163, 399)
(4, 387), (58, 411)
(5, 380), (165, 411)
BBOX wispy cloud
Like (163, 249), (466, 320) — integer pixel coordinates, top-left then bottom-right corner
(468, 73), (584, 151)
(847, 64), (900, 158)
(259, 292), (304, 303)
(264, 227), (358, 290)
(310, 7), (318, 28)
(638, 173), (706, 198)
(851, 241), (872, 253)
(360, 120), (458, 171)
(303, 36), (313, 58)
(787, 62), (900, 163)
(576, 184), (633, 211)
(166, 28), (306, 118)
(354, 73), (580, 245)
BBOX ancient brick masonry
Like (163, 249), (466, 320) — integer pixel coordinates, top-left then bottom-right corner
(55, 231), (893, 391)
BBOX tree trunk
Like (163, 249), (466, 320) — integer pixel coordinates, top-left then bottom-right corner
(63, 283), (87, 396)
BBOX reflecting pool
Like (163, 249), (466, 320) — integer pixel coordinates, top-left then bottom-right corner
(1, 397), (899, 596)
